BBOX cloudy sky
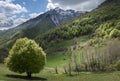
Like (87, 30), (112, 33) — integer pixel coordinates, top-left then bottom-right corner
(0, 0), (105, 30)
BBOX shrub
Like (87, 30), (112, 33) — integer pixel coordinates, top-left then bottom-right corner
(109, 29), (120, 39)
(65, 39), (120, 73)
(115, 60), (120, 71)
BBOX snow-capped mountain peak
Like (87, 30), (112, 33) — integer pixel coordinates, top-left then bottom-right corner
(47, 7), (85, 25)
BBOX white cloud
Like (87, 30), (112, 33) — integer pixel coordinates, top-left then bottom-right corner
(29, 12), (44, 19)
(0, 0), (13, 3)
(0, 27), (12, 30)
(0, 0), (28, 30)
(47, 0), (106, 11)
(13, 17), (28, 27)
(0, 1), (27, 15)
(0, 13), (13, 28)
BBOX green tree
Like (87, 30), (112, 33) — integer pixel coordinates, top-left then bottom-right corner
(5, 38), (46, 78)
(109, 29), (120, 38)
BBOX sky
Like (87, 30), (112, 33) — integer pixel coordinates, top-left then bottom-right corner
(0, 0), (105, 30)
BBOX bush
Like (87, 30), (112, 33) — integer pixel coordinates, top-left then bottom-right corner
(64, 39), (120, 73)
(5, 38), (46, 78)
(115, 60), (120, 71)
(109, 29), (120, 39)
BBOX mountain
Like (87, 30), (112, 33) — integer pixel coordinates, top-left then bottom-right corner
(0, 0), (120, 62)
(35, 0), (120, 48)
(0, 7), (83, 39)
(0, 7), (84, 62)
(0, 8), (83, 48)
(47, 7), (82, 26)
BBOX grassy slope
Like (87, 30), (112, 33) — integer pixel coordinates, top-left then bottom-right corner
(46, 52), (66, 67)
(0, 14), (55, 49)
(1, 0), (120, 54)
(35, 0), (120, 49)
(0, 36), (87, 81)
(0, 0), (120, 80)
(0, 64), (120, 81)
(46, 35), (89, 53)
(46, 35), (90, 67)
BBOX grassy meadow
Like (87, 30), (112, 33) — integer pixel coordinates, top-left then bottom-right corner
(0, 64), (120, 81)
(0, 36), (120, 81)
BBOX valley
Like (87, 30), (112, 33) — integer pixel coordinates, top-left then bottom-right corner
(0, 0), (120, 81)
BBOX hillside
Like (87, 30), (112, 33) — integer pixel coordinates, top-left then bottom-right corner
(0, 7), (82, 39)
(0, 8), (82, 48)
(0, 0), (120, 81)
(35, 0), (120, 48)
(0, 0), (120, 62)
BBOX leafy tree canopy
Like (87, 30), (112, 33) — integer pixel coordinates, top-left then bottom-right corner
(5, 38), (46, 78)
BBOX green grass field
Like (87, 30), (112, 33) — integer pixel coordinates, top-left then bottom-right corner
(46, 35), (90, 68)
(1, 36), (120, 81)
(1, 50), (120, 81)
(0, 64), (120, 81)
(46, 35), (90, 53)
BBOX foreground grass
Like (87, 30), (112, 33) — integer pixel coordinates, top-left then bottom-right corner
(1, 36), (120, 81)
(0, 64), (120, 81)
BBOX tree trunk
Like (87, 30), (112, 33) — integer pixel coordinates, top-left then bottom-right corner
(27, 72), (32, 78)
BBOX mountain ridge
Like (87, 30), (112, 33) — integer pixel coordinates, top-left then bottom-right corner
(0, 7), (83, 49)
(35, 0), (120, 48)
(0, 7), (83, 39)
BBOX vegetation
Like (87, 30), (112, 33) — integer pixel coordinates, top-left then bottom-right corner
(0, 64), (120, 81)
(0, 0), (120, 80)
(96, 21), (120, 40)
(4, 38), (46, 78)
(115, 60), (120, 71)
(35, 0), (120, 49)
(0, 0), (120, 50)
(61, 39), (120, 75)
